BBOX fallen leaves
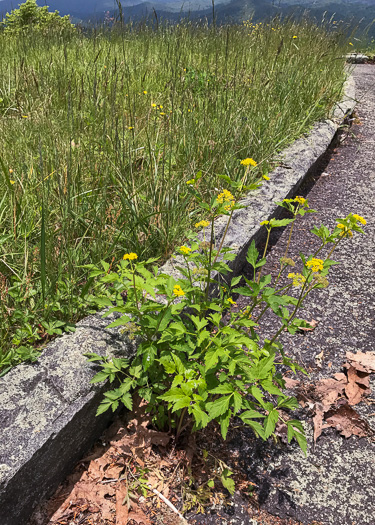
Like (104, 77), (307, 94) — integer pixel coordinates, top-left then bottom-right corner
(285, 350), (375, 442)
(48, 401), (174, 525)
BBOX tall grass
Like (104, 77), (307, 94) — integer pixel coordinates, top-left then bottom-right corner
(0, 18), (348, 368)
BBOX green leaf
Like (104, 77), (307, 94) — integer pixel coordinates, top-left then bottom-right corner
(246, 240), (259, 267)
(287, 420), (307, 455)
(240, 409), (265, 420)
(121, 393), (133, 411)
(246, 419), (266, 439)
(206, 395), (232, 419)
(106, 315), (132, 328)
(264, 409), (279, 438)
(207, 480), (215, 488)
(209, 384), (234, 395)
(231, 276), (242, 287)
(232, 391), (243, 414)
(221, 468), (235, 495)
(90, 371), (110, 384)
(260, 379), (282, 396)
(96, 402), (112, 416)
(172, 396), (192, 411)
(219, 411), (231, 440)
(205, 349), (221, 370)
(190, 315), (208, 331)
(142, 344), (157, 371)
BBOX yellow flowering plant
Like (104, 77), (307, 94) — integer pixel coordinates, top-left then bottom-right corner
(85, 185), (365, 463)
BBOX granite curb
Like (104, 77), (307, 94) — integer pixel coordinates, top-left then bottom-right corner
(0, 76), (356, 525)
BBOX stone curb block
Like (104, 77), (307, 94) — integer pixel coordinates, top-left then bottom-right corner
(0, 76), (356, 525)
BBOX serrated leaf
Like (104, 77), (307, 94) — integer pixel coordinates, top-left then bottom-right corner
(219, 411), (231, 440)
(96, 402), (111, 416)
(246, 240), (259, 267)
(240, 409), (265, 420)
(264, 409), (279, 438)
(209, 384), (234, 395)
(221, 469), (235, 495)
(205, 349), (220, 370)
(90, 371), (110, 384)
(121, 393), (133, 410)
(206, 395), (232, 419)
(260, 379), (282, 396)
(232, 391), (243, 414)
(172, 396), (192, 412)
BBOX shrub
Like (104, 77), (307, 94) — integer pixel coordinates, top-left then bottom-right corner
(1, 0), (75, 35)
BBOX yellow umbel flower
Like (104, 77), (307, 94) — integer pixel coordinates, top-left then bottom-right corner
(195, 220), (210, 228)
(288, 273), (306, 288)
(224, 202), (235, 211)
(227, 297), (237, 306)
(306, 258), (324, 273)
(353, 214), (367, 226)
(337, 223), (345, 229)
(179, 246), (192, 255)
(173, 285), (185, 297)
(217, 189), (235, 204)
(294, 196), (307, 205)
(123, 253), (138, 261)
(240, 158), (257, 167)
(260, 220), (270, 226)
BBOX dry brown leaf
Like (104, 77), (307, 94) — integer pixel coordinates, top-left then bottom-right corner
(346, 351), (375, 374)
(127, 504), (151, 524)
(324, 403), (373, 438)
(344, 366), (371, 405)
(314, 377), (346, 410)
(315, 350), (324, 368)
(116, 482), (129, 524)
(105, 464), (124, 480)
(313, 404), (325, 442)
(283, 377), (300, 389)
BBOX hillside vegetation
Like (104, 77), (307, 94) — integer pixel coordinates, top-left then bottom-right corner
(0, 17), (348, 372)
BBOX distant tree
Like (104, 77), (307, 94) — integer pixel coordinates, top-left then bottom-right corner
(1, 0), (75, 34)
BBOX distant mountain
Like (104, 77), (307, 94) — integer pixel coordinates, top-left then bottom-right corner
(1, 0), (375, 33)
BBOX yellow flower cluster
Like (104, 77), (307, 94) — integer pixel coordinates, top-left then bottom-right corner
(240, 158), (257, 167)
(123, 253), (138, 261)
(288, 273), (306, 288)
(173, 285), (185, 297)
(227, 297), (237, 306)
(217, 189), (235, 211)
(306, 258), (324, 272)
(179, 246), (192, 255)
(294, 196), (307, 205)
(195, 220), (210, 228)
(217, 189), (234, 203)
(260, 220), (270, 226)
(353, 214), (366, 225)
(337, 223), (353, 237)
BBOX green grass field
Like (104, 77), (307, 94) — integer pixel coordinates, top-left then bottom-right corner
(0, 18), (349, 372)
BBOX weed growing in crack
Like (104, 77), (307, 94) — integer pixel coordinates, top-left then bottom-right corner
(86, 166), (366, 481)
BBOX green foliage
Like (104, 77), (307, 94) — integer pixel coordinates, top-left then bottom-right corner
(0, 17), (348, 369)
(85, 175), (366, 468)
(1, 0), (75, 34)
